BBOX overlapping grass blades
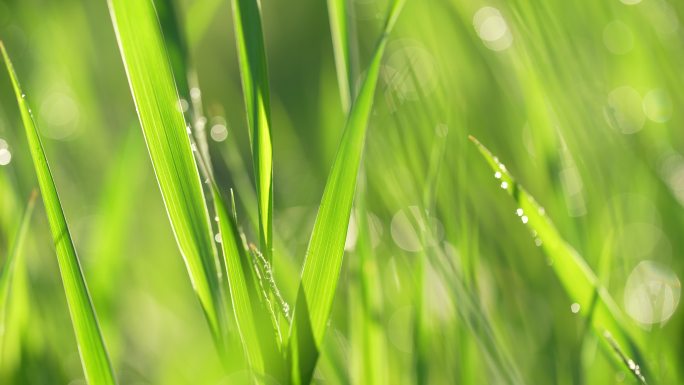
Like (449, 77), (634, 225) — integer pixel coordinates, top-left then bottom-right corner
(108, 0), (230, 354)
(1, 42), (116, 385)
(231, 0), (274, 261)
(469, 136), (649, 384)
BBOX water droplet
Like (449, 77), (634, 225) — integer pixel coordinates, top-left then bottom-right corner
(21, 93), (25, 99)
(494, 171), (502, 179)
(500, 181), (508, 189)
(214, 216), (219, 222)
(214, 233), (222, 243)
(570, 302), (581, 313)
(535, 238), (543, 247)
(521, 215), (529, 224)
(516, 208), (523, 216)
(186, 125), (192, 134)
(191, 143), (198, 152)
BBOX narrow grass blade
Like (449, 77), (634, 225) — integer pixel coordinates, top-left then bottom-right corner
(231, 0), (273, 260)
(468, 136), (649, 382)
(289, 4), (405, 384)
(1, 42), (116, 385)
(212, 185), (272, 377)
(327, 0), (352, 112)
(108, 0), (229, 351)
(0, 191), (36, 344)
(296, 0), (405, 348)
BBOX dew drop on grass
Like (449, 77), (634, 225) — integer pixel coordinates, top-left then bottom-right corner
(190, 87), (201, 100)
(494, 171), (502, 179)
(521, 215), (528, 224)
(500, 181), (508, 189)
(516, 208), (523, 216)
(214, 233), (221, 243)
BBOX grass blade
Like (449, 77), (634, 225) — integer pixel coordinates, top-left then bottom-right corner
(1, 42), (116, 385)
(296, 0), (405, 348)
(231, 0), (273, 260)
(212, 185), (274, 377)
(0, 191), (36, 347)
(108, 0), (230, 353)
(327, 0), (352, 112)
(468, 135), (649, 383)
(288, 1), (407, 379)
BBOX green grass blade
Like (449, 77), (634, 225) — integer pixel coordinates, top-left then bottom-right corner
(211, 185), (267, 375)
(468, 136), (649, 382)
(231, 0), (273, 261)
(0, 191), (36, 344)
(296, 0), (405, 351)
(107, 0), (229, 351)
(1, 42), (116, 385)
(327, 0), (352, 112)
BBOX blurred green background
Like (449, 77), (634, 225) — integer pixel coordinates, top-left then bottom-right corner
(1, 0), (683, 383)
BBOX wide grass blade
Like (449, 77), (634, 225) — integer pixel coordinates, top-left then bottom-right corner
(108, 0), (229, 352)
(231, 0), (273, 261)
(0, 191), (36, 345)
(1, 42), (116, 385)
(468, 136), (649, 383)
(327, 0), (352, 112)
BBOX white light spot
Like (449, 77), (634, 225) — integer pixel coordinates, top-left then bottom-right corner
(210, 124), (228, 142)
(624, 260), (681, 325)
(391, 206), (425, 252)
(190, 87), (201, 100)
(494, 171), (502, 179)
(606, 86), (644, 134)
(643, 89), (672, 123)
(516, 208), (523, 216)
(178, 98), (189, 112)
(214, 233), (222, 243)
(521, 215), (529, 224)
(39, 91), (80, 140)
(385, 41), (438, 101)
(603, 21), (634, 54)
(473, 7), (513, 51)
(570, 303), (581, 314)
(500, 181), (508, 189)
(0, 148), (11, 166)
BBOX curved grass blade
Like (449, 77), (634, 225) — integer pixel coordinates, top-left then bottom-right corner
(288, 3), (405, 384)
(108, 0), (231, 354)
(468, 135), (649, 383)
(0, 190), (37, 349)
(1, 42), (116, 385)
(327, 0), (352, 112)
(231, 0), (273, 261)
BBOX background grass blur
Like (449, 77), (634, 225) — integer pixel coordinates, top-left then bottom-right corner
(1, 0), (683, 384)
